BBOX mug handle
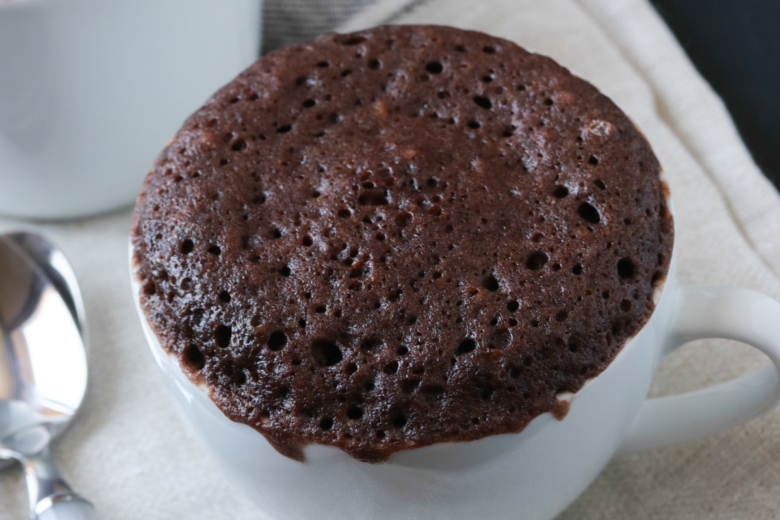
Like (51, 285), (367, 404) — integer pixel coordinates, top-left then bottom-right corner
(619, 286), (780, 454)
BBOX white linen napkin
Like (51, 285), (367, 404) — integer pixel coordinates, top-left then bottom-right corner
(2, 0), (780, 518)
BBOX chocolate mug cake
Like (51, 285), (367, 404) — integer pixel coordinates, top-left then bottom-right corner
(132, 25), (673, 463)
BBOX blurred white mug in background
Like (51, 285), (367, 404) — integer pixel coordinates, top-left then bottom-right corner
(0, 0), (262, 220)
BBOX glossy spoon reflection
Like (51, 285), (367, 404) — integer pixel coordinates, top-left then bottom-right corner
(0, 233), (96, 519)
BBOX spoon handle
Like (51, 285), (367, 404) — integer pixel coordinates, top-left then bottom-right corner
(24, 447), (96, 519)
(36, 500), (97, 520)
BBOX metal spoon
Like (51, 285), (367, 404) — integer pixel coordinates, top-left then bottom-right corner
(0, 233), (96, 519)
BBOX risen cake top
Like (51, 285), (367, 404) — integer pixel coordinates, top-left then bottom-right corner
(132, 25), (673, 462)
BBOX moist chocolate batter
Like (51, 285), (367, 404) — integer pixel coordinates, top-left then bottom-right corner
(132, 25), (673, 462)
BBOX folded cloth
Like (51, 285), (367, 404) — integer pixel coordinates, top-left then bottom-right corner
(262, 0), (378, 53)
(3, 0), (780, 518)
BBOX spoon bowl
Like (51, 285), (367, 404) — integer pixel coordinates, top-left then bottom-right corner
(0, 233), (95, 519)
(5, 232), (87, 338)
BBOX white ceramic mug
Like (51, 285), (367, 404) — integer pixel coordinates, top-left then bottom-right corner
(131, 198), (780, 520)
(0, 0), (262, 220)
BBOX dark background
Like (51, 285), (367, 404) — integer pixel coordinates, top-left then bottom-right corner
(650, 0), (780, 190)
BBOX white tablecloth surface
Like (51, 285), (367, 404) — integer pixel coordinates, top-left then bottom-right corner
(3, 0), (780, 518)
